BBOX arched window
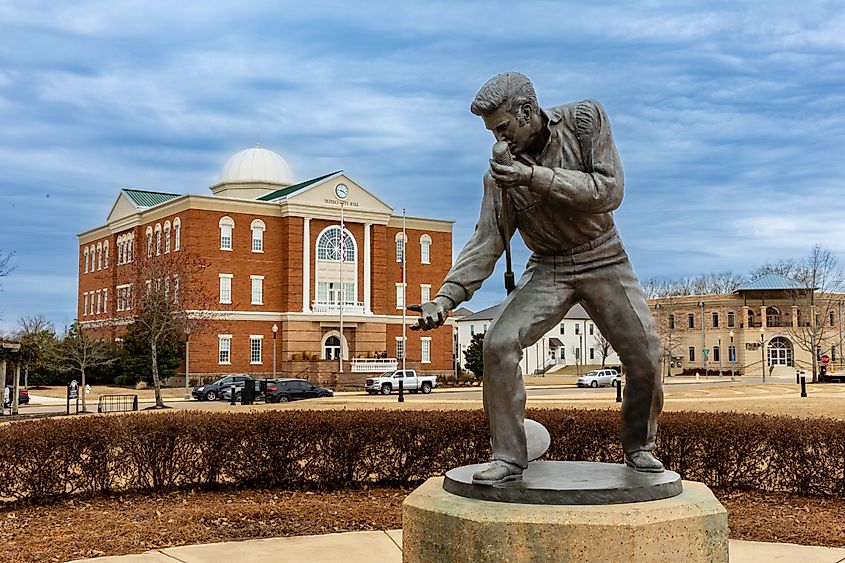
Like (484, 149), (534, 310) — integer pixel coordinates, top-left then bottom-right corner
(316, 226), (356, 262)
(146, 227), (153, 258)
(96, 243), (102, 270)
(127, 234), (134, 262)
(164, 221), (171, 253)
(768, 336), (793, 367)
(104, 241), (109, 268)
(117, 237), (124, 265)
(251, 219), (265, 253)
(84, 247), (89, 273)
(219, 216), (234, 250)
(395, 232), (405, 263)
(155, 224), (162, 255)
(766, 306), (782, 328)
(420, 234), (432, 264)
(173, 218), (181, 251)
(90, 245), (96, 271)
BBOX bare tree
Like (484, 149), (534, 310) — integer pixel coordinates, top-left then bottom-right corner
(749, 258), (799, 280)
(784, 245), (845, 383)
(126, 250), (216, 408)
(54, 322), (115, 412)
(592, 332), (613, 368)
(0, 250), (13, 282)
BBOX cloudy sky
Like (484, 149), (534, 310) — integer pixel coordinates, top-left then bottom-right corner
(1, 1), (844, 331)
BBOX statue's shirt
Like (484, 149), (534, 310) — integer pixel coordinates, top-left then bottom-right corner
(438, 100), (625, 305)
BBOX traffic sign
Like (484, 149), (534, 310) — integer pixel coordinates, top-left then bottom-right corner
(821, 354), (830, 365)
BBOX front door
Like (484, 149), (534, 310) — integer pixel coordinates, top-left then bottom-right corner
(324, 336), (341, 360)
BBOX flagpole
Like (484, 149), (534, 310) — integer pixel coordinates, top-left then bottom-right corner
(402, 209), (407, 373)
(339, 203), (344, 374)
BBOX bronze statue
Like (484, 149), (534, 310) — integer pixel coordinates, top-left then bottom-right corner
(409, 72), (664, 486)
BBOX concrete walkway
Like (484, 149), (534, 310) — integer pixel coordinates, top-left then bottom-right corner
(70, 531), (845, 563)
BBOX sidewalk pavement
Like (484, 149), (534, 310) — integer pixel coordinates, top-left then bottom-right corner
(70, 530), (845, 563)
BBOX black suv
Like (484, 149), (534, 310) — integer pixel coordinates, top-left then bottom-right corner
(267, 379), (333, 403)
(192, 374), (253, 401)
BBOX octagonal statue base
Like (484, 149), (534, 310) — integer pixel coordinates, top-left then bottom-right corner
(402, 476), (728, 563)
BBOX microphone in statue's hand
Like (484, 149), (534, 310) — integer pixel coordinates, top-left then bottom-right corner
(492, 140), (513, 166)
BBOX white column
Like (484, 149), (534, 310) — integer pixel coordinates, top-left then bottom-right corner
(302, 217), (311, 313)
(364, 223), (372, 314)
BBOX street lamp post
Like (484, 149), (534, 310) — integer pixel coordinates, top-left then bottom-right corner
(718, 336), (722, 374)
(272, 324), (278, 379)
(183, 328), (190, 400)
(729, 330), (735, 382)
(760, 327), (766, 383)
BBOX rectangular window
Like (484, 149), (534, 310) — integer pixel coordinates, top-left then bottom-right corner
(251, 276), (264, 305)
(589, 347), (595, 360)
(689, 347), (695, 362)
(173, 275), (179, 304)
(395, 235), (404, 263)
(396, 283), (406, 309)
(575, 348), (580, 360)
(830, 311), (836, 327)
(421, 239), (431, 264)
(219, 274), (233, 304)
(712, 312), (719, 328)
(575, 324), (580, 335)
(220, 225), (233, 250)
(218, 335), (232, 365)
(470, 324), (475, 335)
(687, 313), (695, 329)
(559, 323), (564, 335)
(589, 324), (594, 335)
(252, 228), (263, 252)
(728, 345), (736, 362)
(103, 289), (108, 314)
(420, 284), (431, 303)
(395, 337), (405, 359)
(669, 314), (675, 330)
(713, 346), (720, 362)
(250, 336), (263, 364)
(90, 291), (95, 316)
(727, 311), (735, 328)
(83, 293), (88, 316)
(421, 337), (431, 363)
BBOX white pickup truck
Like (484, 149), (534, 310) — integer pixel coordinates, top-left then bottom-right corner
(365, 370), (437, 395)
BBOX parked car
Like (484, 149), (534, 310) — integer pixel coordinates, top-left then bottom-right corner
(192, 374), (254, 401)
(364, 370), (437, 395)
(267, 379), (333, 403)
(3, 386), (29, 407)
(576, 369), (621, 388)
(221, 379), (268, 402)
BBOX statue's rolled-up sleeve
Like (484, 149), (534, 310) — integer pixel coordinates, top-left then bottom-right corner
(528, 100), (624, 214)
(436, 173), (508, 306)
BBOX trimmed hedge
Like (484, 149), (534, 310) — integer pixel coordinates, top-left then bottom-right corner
(0, 409), (842, 504)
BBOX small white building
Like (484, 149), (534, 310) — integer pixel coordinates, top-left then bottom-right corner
(455, 304), (620, 375)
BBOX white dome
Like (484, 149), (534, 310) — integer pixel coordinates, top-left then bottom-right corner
(219, 147), (295, 186)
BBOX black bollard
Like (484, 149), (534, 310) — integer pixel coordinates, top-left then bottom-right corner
(800, 375), (807, 398)
(796, 370), (800, 384)
(398, 379), (405, 403)
(230, 384), (236, 406)
(615, 380), (622, 403)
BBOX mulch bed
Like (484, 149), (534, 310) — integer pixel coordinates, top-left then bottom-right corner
(0, 488), (842, 562)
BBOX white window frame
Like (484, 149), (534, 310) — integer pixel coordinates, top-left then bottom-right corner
(219, 273), (233, 304)
(421, 337), (431, 364)
(218, 335), (232, 365)
(173, 218), (181, 251)
(146, 227), (153, 258)
(155, 224), (162, 256)
(84, 247), (89, 273)
(396, 283), (406, 309)
(103, 240), (109, 268)
(83, 292), (88, 316)
(164, 221), (171, 253)
(420, 234), (432, 264)
(103, 288), (108, 314)
(420, 284), (431, 303)
(90, 291), (95, 316)
(96, 289), (101, 314)
(251, 275), (264, 305)
(395, 232), (405, 263)
(251, 219), (265, 253)
(219, 216), (234, 251)
(97, 243), (102, 270)
(249, 335), (264, 365)
(395, 336), (406, 360)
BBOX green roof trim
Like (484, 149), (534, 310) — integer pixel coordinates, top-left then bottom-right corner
(123, 188), (182, 208)
(256, 171), (342, 201)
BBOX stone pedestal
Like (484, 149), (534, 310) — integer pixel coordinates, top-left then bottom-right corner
(403, 477), (728, 563)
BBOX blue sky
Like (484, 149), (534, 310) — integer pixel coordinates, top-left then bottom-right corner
(1, 1), (844, 331)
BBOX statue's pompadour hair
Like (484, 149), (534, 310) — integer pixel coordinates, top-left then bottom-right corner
(470, 72), (539, 117)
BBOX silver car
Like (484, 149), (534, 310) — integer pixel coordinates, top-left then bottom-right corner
(576, 369), (621, 388)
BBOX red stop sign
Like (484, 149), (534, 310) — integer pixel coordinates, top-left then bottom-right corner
(821, 354), (830, 365)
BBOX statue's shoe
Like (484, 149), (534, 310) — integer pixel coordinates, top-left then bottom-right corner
(625, 450), (665, 473)
(471, 460), (524, 486)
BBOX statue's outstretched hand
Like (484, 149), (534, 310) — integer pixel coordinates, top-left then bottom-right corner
(408, 299), (449, 331)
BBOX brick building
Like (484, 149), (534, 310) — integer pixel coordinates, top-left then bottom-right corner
(77, 147), (454, 384)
